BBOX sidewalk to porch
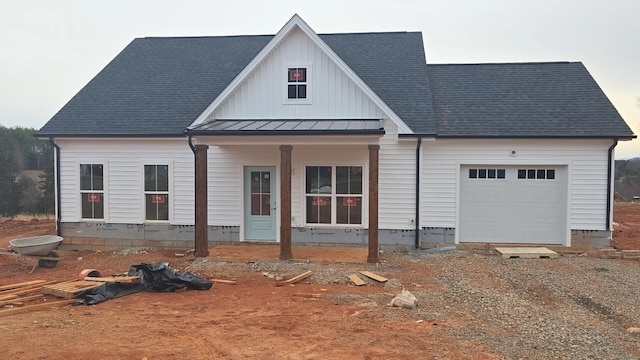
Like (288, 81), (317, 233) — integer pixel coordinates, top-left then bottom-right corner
(206, 243), (369, 264)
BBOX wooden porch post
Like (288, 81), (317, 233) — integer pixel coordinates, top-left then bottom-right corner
(194, 144), (209, 257)
(367, 144), (380, 263)
(279, 145), (293, 260)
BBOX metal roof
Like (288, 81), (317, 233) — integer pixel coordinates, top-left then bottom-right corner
(187, 119), (384, 136)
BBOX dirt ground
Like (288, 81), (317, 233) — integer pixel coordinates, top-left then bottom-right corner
(0, 203), (639, 359)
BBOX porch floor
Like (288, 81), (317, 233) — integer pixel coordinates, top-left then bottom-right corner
(205, 243), (369, 263)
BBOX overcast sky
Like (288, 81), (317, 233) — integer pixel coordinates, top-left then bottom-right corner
(1, 0), (638, 158)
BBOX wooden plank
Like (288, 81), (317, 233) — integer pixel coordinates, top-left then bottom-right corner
(209, 278), (237, 285)
(0, 299), (75, 316)
(494, 247), (558, 259)
(0, 294), (19, 301)
(359, 271), (388, 283)
(348, 274), (366, 286)
(275, 270), (313, 287)
(0, 294), (44, 306)
(0, 280), (46, 292)
(42, 281), (103, 299)
(83, 276), (141, 283)
(0, 280), (59, 297)
(292, 293), (322, 298)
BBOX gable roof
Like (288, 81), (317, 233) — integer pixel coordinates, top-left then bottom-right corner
(37, 30), (434, 137)
(427, 62), (635, 138)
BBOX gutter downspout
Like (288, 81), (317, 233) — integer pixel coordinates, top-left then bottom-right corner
(187, 134), (196, 154)
(606, 138), (618, 231)
(49, 138), (62, 236)
(415, 136), (422, 249)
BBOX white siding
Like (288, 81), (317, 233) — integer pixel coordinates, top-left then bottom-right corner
(378, 121), (417, 229)
(58, 139), (194, 225)
(421, 139), (613, 231)
(208, 145), (279, 225)
(209, 27), (384, 121)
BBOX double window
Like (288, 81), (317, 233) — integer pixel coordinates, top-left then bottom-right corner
(305, 166), (363, 225)
(80, 164), (104, 219)
(144, 165), (169, 221)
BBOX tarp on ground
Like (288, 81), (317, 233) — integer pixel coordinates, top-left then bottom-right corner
(74, 262), (212, 305)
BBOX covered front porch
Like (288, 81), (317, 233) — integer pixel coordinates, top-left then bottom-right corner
(187, 120), (384, 263)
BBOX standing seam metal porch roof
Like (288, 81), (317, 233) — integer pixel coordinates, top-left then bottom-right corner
(187, 119), (384, 136)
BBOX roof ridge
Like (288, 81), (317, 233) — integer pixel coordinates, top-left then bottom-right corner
(138, 31), (415, 41)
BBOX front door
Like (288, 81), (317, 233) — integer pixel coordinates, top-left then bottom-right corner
(244, 167), (277, 241)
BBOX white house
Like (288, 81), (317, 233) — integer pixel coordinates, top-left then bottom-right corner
(37, 15), (635, 261)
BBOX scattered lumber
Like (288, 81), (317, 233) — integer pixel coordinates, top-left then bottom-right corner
(0, 280), (59, 297)
(0, 280), (46, 291)
(83, 276), (141, 283)
(0, 294), (44, 307)
(209, 278), (237, 285)
(275, 270), (313, 287)
(0, 299), (75, 316)
(348, 274), (366, 286)
(292, 293), (322, 298)
(358, 271), (388, 283)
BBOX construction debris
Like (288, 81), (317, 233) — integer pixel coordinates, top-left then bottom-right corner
(388, 289), (418, 309)
(209, 278), (237, 285)
(348, 274), (366, 286)
(275, 270), (313, 286)
(358, 271), (388, 283)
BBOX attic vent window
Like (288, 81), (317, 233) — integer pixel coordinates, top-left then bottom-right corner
(287, 67), (307, 99)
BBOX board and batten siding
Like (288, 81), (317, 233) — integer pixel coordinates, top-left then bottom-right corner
(209, 27), (384, 121)
(378, 120), (417, 230)
(421, 139), (614, 231)
(57, 139), (194, 225)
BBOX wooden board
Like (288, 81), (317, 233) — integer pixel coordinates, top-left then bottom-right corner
(494, 247), (558, 259)
(275, 271), (313, 287)
(348, 274), (366, 286)
(83, 276), (141, 283)
(358, 271), (388, 283)
(0, 299), (75, 316)
(42, 281), (103, 299)
(209, 278), (237, 285)
(0, 280), (46, 291)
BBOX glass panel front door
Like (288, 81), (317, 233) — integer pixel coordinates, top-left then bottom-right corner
(244, 167), (277, 240)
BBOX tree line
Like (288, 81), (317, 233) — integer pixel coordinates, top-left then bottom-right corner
(0, 125), (54, 216)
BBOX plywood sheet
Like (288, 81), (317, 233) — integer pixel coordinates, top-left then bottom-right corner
(495, 247), (558, 259)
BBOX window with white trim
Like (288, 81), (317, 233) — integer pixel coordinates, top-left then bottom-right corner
(80, 164), (104, 219)
(144, 164), (169, 221)
(287, 67), (307, 99)
(305, 166), (363, 225)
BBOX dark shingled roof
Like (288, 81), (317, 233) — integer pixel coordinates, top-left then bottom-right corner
(428, 62), (634, 138)
(37, 32), (435, 137)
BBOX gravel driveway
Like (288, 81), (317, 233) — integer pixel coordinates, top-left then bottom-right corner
(189, 248), (640, 359)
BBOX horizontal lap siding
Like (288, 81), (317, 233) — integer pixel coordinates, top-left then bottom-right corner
(208, 146), (279, 226)
(58, 139), (193, 224)
(379, 123), (416, 229)
(422, 139), (613, 230)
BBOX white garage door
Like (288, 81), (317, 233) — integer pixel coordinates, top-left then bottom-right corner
(459, 166), (566, 244)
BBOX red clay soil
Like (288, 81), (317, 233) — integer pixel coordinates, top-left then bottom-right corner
(0, 203), (638, 359)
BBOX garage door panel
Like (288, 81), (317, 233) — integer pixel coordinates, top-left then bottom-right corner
(460, 166), (566, 244)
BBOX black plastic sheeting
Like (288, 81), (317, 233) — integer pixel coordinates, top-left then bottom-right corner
(74, 262), (212, 305)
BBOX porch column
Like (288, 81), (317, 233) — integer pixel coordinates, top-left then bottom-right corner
(279, 145), (293, 260)
(194, 144), (209, 257)
(368, 144), (380, 263)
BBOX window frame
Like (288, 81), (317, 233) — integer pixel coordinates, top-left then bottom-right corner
(78, 162), (107, 221)
(284, 64), (311, 105)
(143, 163), (172, 223)
(303, 164), (365, 227)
